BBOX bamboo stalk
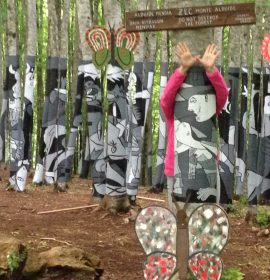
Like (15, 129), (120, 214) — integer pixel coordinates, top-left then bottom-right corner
(37, 204), (99, 214)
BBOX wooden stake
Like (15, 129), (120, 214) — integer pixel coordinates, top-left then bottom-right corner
(37, 204), (99, 214)
(137, 196), (165, 203)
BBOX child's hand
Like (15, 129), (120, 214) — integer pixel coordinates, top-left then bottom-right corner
(197, 43), (219, 73)
(176, 42), (198, 75)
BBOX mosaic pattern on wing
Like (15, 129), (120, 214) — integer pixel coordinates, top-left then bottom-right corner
(188, 251), (223, 280)
(188, 204), (229, 255)
(143, 252), (177, 280)
(135, 206), (177, 255)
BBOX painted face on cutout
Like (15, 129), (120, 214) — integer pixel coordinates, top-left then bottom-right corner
(16, 165), (27, 191)
(188, 94), (216, 122)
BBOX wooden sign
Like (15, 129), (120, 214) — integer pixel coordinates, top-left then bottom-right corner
(125, 3), (256, 32)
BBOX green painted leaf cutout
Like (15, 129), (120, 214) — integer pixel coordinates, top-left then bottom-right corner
(115, 47), (134, 70)
(94, 49), (111, 69)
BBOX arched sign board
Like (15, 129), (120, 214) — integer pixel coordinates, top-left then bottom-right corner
(125, 3), (256, 32)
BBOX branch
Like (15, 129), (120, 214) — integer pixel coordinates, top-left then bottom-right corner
(37, 204), (99, 214)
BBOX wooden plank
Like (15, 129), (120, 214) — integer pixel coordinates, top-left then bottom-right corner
(125, 3), (256, 32)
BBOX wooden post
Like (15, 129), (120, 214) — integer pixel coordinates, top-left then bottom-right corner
(175, 204), (189, 280)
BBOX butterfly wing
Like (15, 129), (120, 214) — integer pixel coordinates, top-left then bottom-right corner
(188, 203), (230, 256)
(114, 26), (140, 70)
(143, 252), (177, 280)
(135, 206), (177, 256)
(188, 251), (223, 280)
(261, 34), (270, 62)
(86, 26), (111, 69)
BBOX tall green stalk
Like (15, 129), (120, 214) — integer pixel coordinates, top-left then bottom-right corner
(66, 0), (76, 139)
(32, 0), (48, 166)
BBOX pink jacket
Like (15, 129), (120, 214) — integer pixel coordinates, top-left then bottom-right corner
(160, 67), (229, 177)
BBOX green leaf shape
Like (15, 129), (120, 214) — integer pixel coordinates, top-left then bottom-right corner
(115, 47), (134, 70)
(93, 49), (111, 69)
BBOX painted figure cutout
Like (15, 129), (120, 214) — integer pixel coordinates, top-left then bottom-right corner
(63, 64), (85, 182)
(174, 68), (218, 203)
(135, 204), (229, 280)
(106, 65), (128, 196)
(33, 58), (67, 187)
(126, 63), (152, 197)
(83, 63), (106, 197)
(218, 67), (238, 204)
(5, 61), (26, 191)
(86, 26), (140, 199)
(10, 61), (34, 191)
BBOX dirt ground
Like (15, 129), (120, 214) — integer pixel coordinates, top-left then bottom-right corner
(0, 167), (270, 280)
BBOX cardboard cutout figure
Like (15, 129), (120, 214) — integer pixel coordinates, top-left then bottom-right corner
(174, 66), (219, 203)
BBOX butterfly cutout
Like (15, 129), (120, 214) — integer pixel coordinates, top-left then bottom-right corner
(135, 204), (230, 280)
(261, 34), (270, 63)
(86, 26), (140, 70)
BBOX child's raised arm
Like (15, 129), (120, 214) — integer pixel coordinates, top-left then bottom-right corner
(161, 42), (196, 120)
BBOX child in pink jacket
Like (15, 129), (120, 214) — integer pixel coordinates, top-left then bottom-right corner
(161, 42), (229, 210)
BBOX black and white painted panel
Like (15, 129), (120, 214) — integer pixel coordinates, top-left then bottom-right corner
(245, 68), (270, 204)
(126, 62), (151, 196)
(11, 58), (36, 191)
(63, 63), (85, 182)
(245, 69), (263, 204)
(174, 66), (218, 203)
(0, 79), (8, 162)
(217, 67), (239, 204)
(105, 64), (129, 196)
(6, 57), (26, 191)
(145, 63), (155, 187)
(260, 68), (270, 202)
(33, 57), (66, 185)
(45, 60), (67, 185)
(234, 68), (248, 196)
(83, 63), (106, 197)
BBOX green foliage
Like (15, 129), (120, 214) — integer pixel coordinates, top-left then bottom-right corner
(239, 195), (248, 205)
(97, 0), (105, 26)
(66, 0), (76, 139)
(221, 267), (244, 280)
(6, 250), (26, 272)
(16, 0), (27, 94)
(221, 26), (230, 79)
(256, 209), (270, 227)
(226, 203), (237, 213)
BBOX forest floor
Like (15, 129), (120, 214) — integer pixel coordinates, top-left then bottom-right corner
(0, 167), (270, 280)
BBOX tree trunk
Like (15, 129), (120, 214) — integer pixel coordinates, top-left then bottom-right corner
(0, 1), (6, 162)
(143, 1), (158, 188)
(168, 0), (214, 62)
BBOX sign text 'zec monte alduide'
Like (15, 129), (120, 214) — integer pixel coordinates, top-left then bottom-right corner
(125, 3), (256, 32)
